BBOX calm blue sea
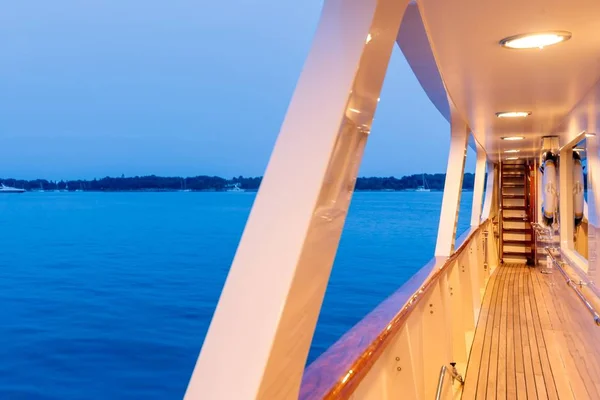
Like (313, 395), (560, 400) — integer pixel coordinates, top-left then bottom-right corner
(0, 191), (472, 399)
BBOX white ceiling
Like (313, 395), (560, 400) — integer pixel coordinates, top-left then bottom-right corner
(398, 0), (600, 161)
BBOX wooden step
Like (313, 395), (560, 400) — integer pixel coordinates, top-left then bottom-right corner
(503, 251), (531, 258)
(503, 227), (533, 233)
(502, 183), (525, 188)
(503, 216), (528, 222)
(503, 205), (526, 210)
(503, 239), (532, 245)
(502, 194), (525, 199)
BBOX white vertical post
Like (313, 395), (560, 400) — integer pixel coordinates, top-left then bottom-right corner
(435, 109), (469, 257)
(471, 144), (487, 226)
(559, 146), (574, 250)
(537, 161), (543, 223)
(481, 161), (496, 221)
(586, 134), (600, 281)
(185, 0), (409, 399)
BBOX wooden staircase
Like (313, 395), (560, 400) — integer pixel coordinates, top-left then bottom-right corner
(501, 162), (533, 263)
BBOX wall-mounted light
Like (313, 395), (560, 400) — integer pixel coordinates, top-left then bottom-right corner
(496, 111), (531, 118)
(499, 31), (571, 49)
(586, 133), (596, 138)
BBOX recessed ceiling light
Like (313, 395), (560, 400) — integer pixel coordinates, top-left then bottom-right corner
(496, 111), (531, 118)
(501, 136), (525, 141)
(504, 149), (520, 153)
(500, 31), (571, 49)
(506, 157), (519, 160)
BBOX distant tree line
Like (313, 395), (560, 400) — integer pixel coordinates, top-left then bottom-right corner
(0, 173), (475, 192)
(355, 173), (475, 191)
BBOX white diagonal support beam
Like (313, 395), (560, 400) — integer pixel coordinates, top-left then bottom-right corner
(185, 0), (409, 399)
(435, 108), (469, 256)
(471, 144), (487, 226)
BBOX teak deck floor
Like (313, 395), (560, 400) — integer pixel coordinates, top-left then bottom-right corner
(463, 263), (600, 399)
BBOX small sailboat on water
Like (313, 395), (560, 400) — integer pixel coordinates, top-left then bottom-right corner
(415, 173), (430, 192)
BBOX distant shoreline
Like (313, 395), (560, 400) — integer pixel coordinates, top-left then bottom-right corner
(19, 188), (476, 193)
(1, 173), (476, 192)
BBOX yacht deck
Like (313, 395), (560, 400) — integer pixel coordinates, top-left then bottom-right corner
(463, 263), (600, 399)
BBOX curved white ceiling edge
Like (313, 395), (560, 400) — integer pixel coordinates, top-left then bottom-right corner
(552, 77), (600, 147)
(396, 2), (482, 155)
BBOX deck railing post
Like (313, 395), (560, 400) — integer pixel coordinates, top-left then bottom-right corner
(559, 145), (575, 251)
(184, 0), (410, 398)
(471, 144), (487, 226)
(482, 161), (497, 221)
(435, 108), (469, 257)
(586, 134), (600, 282)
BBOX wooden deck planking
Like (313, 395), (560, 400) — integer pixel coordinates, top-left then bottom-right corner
(513, 266), (527, 399)
(530, 270), (573, 400)
(504, 266), (516, 398)
(518, 268), (538, 399)
(475, 263), (506, 398)
(461, 267), (501, 399)
(485, 264), (507, 398)
(526, 271), (558, 400)
(463, 263), (600, 399)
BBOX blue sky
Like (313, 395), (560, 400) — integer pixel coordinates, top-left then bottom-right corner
(1, 0), (473, 180)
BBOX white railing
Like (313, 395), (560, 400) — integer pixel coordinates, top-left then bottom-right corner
(545, 247), (600, 326)
(300, 219), (498, 399)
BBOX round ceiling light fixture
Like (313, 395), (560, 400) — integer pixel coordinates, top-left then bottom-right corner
(500, 31), (571, 49)
(496, 111), (531, 118)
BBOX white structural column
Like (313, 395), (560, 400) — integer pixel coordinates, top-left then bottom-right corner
(435, 109), (470, 256)
(471, 144), (487, 226)
(559, 146), (575, 250)
(586, 134), (600, 281)
(185, 0), (409, 399)
(481, 161), (496, 221)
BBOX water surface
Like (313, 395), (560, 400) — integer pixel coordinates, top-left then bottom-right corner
(0, 191), (472, 398)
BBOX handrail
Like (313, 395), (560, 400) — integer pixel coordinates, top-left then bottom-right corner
(434, 363), (464, 400)
(299, 219), (490, 399)
(545, 248), (600, 326)
(498, 207), (503, 262)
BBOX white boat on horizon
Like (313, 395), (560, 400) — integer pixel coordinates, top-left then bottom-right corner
(0, 183), (25, 193)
